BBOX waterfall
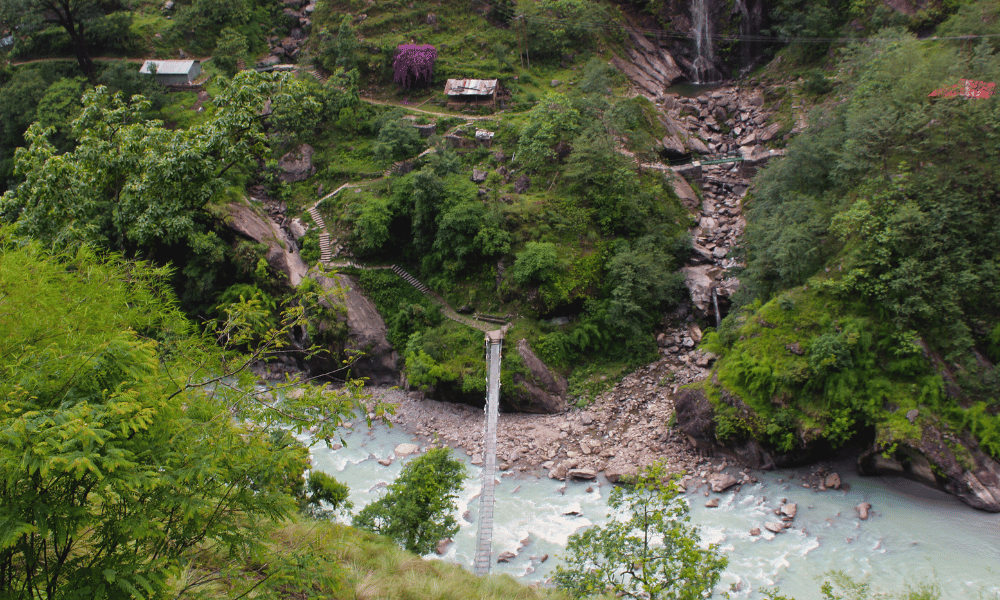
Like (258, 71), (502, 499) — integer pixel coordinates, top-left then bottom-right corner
(691, 0), (717, 83)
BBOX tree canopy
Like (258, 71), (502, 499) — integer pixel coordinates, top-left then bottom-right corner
(352, 447), (467, 555)
(554, 463), (727, 600)
(0, 0), (104, 78)
(0, 230), (385, 598)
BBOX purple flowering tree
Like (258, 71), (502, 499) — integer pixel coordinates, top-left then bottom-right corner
(393, 44), (437, 89)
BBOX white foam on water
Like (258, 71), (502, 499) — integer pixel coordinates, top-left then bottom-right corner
(304, 424), (1000, 597)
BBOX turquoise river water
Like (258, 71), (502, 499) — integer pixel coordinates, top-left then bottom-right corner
(303, 423), (1000, 599)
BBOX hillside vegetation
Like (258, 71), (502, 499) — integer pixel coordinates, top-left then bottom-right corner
(695, 10), (1000, 503)
(1, 0), (999, 596)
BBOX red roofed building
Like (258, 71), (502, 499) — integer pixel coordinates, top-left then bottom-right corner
(928, 79), (995, 99)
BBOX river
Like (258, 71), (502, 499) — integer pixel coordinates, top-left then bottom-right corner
(304, 422), (1000, 599)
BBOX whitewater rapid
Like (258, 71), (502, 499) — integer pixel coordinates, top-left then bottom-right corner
(305, 423), (1000, 599)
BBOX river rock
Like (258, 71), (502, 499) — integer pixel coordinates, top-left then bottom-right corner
(687, 135), (710, 154)
(749, 527), (761, 536)
(705, 498), (719, 508)
(764, 522), (783, 534)
(757, 122), (782, 143)
(708, 472), (738, 492)
(856, 502), (871, 520)
(549, 462), (568, 481)
(395, 443), (419, 457)
(435, 538), (453, 555)
(378, 458), (393, 466)
(497, 551), (517, 563)
(825, 472), (841, 490)
(604, 459), (638, 484)
(562, 502), (582, 516)
(568, 468), (597, 480)
(780, 503), (797, 518)
(660, 134), (688, 159)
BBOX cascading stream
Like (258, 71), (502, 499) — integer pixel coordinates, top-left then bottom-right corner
(691, 0), (716, 83)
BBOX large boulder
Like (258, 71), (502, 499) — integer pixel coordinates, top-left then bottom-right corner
(277, 144), (316, 183)
(660, 134), (689, 160)
(669, 173), (700, 213)
(673, 388), (715, 452)
(225, 199), (307, 286)
(680, 264), (725, 315)
(707, 472), (738, 492)
(686, 135), (711, 155)
(507, 339), (568, 413)
(308, 272), (400, 386)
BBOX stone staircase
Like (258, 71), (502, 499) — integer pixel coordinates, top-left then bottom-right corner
(306, 192), (494, 333)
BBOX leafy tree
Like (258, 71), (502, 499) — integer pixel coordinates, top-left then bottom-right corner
(34, 76), (88, 151)
(97, 62), (166, 110)
(352, 195), (393, 254)
(353, 447), (467, 555)
(0, 234), (384, 599)
(304, 471), (353, 518)
(373, 116), (424, 163)
(523, 0), (612, 61)
(1, 71), (317, 308)
(554, 463), (727, 600)
(510, 241), (562, 287)
(517, 93), (581, 170)
(0, 0), (106, 78)
(319, 16), (360, 72)
(213, 27), (249, 77)
(603, 237), (686, 342)
(565, 124), (644, 234)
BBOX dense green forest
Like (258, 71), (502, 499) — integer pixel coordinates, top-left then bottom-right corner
(1, 0), (999, 596)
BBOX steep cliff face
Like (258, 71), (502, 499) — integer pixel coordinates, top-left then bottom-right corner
(619, 0), (771, 84)
(309, 272), (400, 387)
(225, 199), (308, 286)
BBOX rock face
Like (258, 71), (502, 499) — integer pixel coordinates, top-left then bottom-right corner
(309, 272), (400, 386)
(225, 199), (308, 286)
(611, 29), (685, 97)
(859, 437), (1000, 513)
(277, 144), (316, 183)
(508, 339), (568, 413)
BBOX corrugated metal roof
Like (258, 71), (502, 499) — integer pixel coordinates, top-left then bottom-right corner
(928, 79), (995, 99)
(444, 79), (498, 96)
(140, 60), (198, 75)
